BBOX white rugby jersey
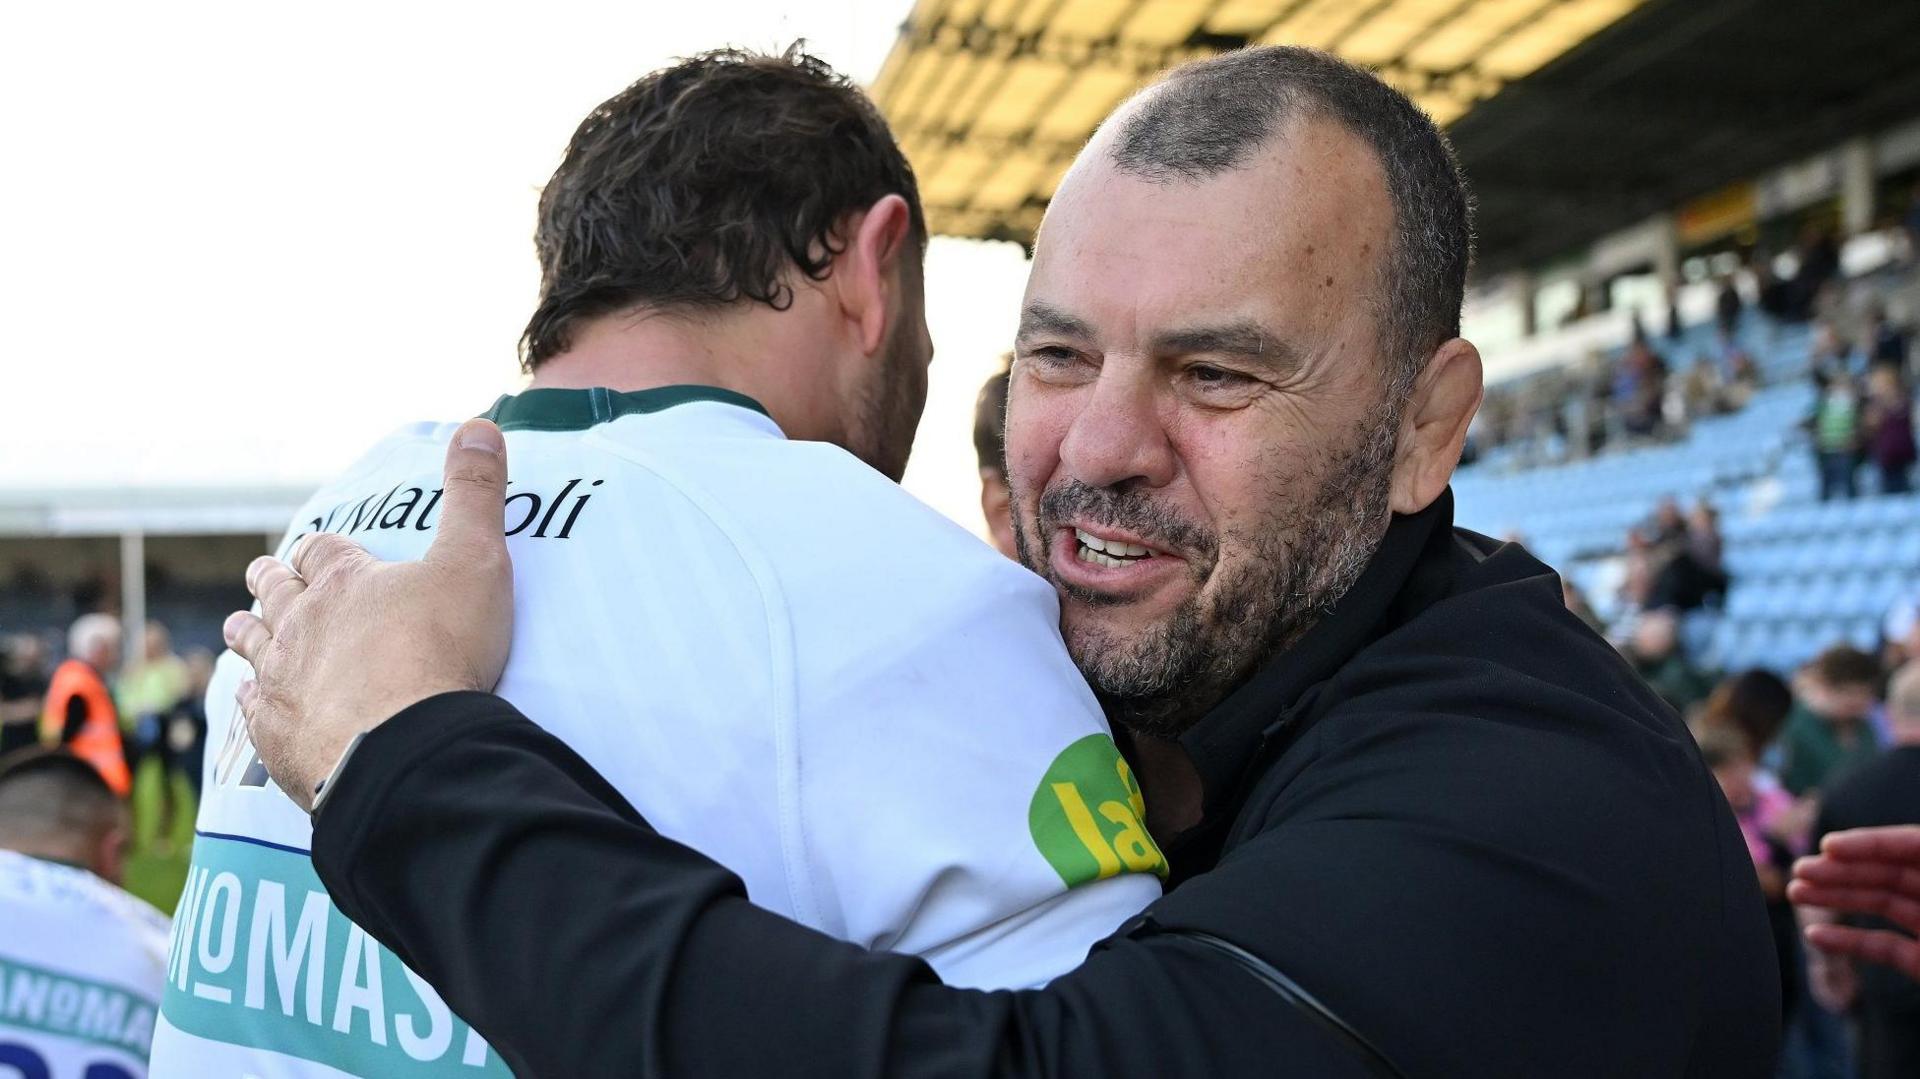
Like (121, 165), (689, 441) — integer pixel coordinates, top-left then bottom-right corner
(0, 849), (171, 1078)
(151, 385), (1164, 1079)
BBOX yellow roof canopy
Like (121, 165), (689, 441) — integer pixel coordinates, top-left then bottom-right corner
(873, 0), (1645, 244)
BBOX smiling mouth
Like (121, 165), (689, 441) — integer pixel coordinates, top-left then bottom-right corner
(1074, 527), (1157, 568)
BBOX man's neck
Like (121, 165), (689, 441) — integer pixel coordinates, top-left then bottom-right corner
(526, 309), (832, 443)
(1, 840), (92, 875)
(1127, 735), (1204, 841)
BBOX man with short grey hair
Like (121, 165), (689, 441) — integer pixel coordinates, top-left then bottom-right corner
(224, 46), (1778, 1077)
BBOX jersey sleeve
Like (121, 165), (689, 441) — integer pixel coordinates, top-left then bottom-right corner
(789, 559), (1163, 990)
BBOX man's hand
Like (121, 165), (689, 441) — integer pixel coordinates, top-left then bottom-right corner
(224, 419), (516, 811)
(1788, 825), (1920, 986)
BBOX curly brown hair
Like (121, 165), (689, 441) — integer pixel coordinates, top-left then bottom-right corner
(520, 46), (925, 369)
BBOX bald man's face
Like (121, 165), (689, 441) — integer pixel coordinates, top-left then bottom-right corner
(1007, 113), (1402, 735)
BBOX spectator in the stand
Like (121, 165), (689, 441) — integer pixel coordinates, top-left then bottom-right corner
(1714, 273), (1743, 338)
(1797, 663), (1920, 1079)
(117, 621), (191, 841)
(1866, 304), (1909, 371)
(1695, 723), (1798, 1022)
(1614, 338), (1667, 437)
(1809, 321), (1860, 385)
(1701, 668), (1796, 769)
(38, 614), (129, 798)
(0, 634), (50, 757)
(1680, 356), (1723, 419)
(1650, 496), (1687, 546)
(1787, 224), (1841, 323)
(1650, 501), (1730, 611)
(1864, 364), (1915, 496)
(1724, 345), (1761, 411)
(1624, 608), (1715, 718)
(1615, 528), (1658, 617)
(971, 362), (1016, 560)
(1811, 365), (1865, 502)
(1781, 645), (1884, 798)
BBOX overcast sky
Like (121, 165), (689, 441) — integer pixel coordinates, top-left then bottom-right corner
(0, 0), (1029, 537)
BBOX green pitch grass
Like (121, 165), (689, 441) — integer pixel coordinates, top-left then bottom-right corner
(124, 758), (197, 914)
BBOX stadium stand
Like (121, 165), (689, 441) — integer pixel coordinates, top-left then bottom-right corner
(1455, 295), (1920, 677)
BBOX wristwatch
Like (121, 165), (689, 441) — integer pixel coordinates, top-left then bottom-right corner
(308, 730), (371, 816)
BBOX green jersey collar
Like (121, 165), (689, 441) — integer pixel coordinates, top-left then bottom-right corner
(481, 385), (771, 432)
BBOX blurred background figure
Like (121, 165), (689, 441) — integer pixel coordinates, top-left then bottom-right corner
(1864, 304), (1908, 371)
(1782, 646), (1885, 800)
(1863, 365), (1914, 495)
(0, 749), (168, 1078)
(1626, 608), (1715, 717)
(117, 621), (192, 849)
(972, 361), (1016, 560)
(1700, 668), (1797, 774)
(0, 633), (50, 757)
(40, 613), (129, 798)
(1798, 663), (1920, 1079)
(170, 647), (214, 803)
(1811, 363), (1865, 502)
(1696, 722), (1799, 1022)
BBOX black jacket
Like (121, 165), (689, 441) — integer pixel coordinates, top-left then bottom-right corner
(311, 490), (1780, 1077)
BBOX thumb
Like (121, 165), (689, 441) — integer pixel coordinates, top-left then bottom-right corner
(427, 419), (508, 566)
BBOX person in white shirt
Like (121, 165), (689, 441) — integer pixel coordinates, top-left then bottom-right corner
(0, 750), (170, 1079)
(150, 47), (1161, 1079)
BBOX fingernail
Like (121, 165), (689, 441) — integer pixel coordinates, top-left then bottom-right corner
(223, 611), (247, 645)
(237, 679), (256, 707)
(458, 421), (504, 456)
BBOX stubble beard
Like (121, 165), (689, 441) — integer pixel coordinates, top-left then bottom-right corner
(1015, 400), (1402, 740)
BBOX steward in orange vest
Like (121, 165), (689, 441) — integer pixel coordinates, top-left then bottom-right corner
(40, 659), (131, 797)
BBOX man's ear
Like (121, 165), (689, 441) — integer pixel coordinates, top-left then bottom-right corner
(838, 194), (915, 356)
(1389, 337), (1483, 515)
(94, 818), (129, 886)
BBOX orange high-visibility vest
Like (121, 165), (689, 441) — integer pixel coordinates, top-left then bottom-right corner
(39, 659), (131, 797)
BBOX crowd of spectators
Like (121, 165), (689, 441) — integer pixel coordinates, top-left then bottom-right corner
(1679, 647), (1920, 1078)
(0, 617), (212, 839)
(1545, 476), (1920, 1076)
(1807, 316), (1917, 500)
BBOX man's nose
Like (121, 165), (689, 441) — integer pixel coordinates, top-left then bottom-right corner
(1057, 372), (1177, 491)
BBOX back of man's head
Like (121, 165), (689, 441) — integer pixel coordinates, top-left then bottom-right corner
(0, 749), (129, 884)
(1105, 45), (1472, 395)
(1804, 644), (1881, 723)
(520, 45), (926, 370)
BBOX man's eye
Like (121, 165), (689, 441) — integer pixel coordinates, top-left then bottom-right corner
(1029, 346), (1077, 364)
(1189, 365), (1251, 387)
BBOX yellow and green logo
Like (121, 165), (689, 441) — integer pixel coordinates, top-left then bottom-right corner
(1028, 734), (1168, 886)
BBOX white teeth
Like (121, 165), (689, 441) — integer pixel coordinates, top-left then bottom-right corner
(1074, 528), (1152, 567)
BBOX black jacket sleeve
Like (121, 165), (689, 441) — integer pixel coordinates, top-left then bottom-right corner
(311, 693), (1381, 1079)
